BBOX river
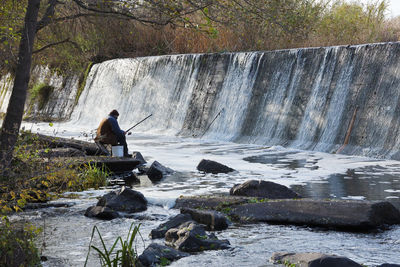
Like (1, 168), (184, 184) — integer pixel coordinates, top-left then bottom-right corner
(9, 122), (400, 267)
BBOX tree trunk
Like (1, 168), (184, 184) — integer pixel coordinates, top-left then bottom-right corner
(0, 0), (41, 177)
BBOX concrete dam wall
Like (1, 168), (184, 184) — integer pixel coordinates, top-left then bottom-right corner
(3, 42), (400, 159)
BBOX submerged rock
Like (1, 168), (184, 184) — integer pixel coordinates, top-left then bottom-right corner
(196, 159), (235, 174)
(165, 221), (230, 252)
(150, 213), (193, 239)
(138, 243), (190, 267)
(97, 186), (147, 213)
(147, 161), (174, 182)
(84, 206), (119, 220)
(230, 180), (301, 199)
(271, 252), (362, 267)
(181, 208), (230, 231)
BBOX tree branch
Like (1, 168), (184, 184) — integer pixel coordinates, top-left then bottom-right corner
(33, 38), (79, 54)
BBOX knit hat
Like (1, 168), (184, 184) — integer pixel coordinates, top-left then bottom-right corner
(109, 109), (119, 116)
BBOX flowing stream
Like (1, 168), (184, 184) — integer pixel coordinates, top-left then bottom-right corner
(5, 42), (400, 266)
(11, 122), (400, 267)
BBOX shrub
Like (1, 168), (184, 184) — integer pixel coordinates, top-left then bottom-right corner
(79, 163), (109, 190)
(0, 216), (41, 267)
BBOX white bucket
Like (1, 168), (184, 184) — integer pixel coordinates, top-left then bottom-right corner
(111, 145), (124, 157)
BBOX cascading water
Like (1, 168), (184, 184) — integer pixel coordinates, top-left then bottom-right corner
(69, 42), (400, 159)
(5, 43), (400, 266)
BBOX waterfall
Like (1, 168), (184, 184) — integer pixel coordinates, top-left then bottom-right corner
(57, 42), (400, 158)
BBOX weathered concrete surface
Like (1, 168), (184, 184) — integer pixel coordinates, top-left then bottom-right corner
(270, 252), (362, 267)
(175, 196), (400, 231)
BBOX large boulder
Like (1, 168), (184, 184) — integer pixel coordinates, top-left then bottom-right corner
(271, 252), (362, 267)
(175, 195), (400, 231)
(147, 161), (174, 182)
(231, 199), (400, 230)
(181, 208), (230, 231)
(97, 186), (147, 213)
(165, 221), (230, 252)
(196, 159), (235, 174)
(150, 213), (193, 239)
(84, 206), (119, 220)
(138, 243), (190, 267)
(230, 180), (301, 199)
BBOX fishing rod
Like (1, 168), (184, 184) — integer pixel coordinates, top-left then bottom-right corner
(126, 114), (153, 133)
(200, 108), (224, 137)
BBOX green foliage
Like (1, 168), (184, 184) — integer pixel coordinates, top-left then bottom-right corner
(30, 83), (54, 110)
(159, 257), (171, 266)
(85, 223), (142, 267)
(316, 0), (387, 45)
(0, 216), (41, 267)
(79, 163), (108, 190)
(0, 131), (108, 214)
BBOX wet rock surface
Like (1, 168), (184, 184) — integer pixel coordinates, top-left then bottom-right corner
(165, 221), (230, 252)
(138, 243), (190, 267)
(180, 208), (230, 231)
(271, 252), (363, 267)
(146, 161), (174, 182)
(196, 159), (235, 174)
(230, 180), (301, 199)
(176, 195), (400, 231)
(150, 213), (193, 239)
(97, 186), (147, 213)
(84, 206), (119, 220)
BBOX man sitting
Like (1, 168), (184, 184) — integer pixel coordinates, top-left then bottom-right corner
(94, 109), (131, 157)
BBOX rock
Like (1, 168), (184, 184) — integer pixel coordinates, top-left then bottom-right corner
(175, 195), (400, 231)
(147, 161), (174, 182)
(377, 264), (400, 267)
(132, 151), (147, 165)
(181, 208), (230, 231)
(271, 252), (362, 267)
(123, 172), (140, 186)
(197, 159), (235, 174)
(97, 186), (147, 213)
(38, 147), (85, 157)
(230, 180), (301, 199)
(150, 213), (193, 239)
(165, 221), (230, 252)
(138, 243), (190, 267)
(84, 206), (119, 220)
(231, 199), (400, 230)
